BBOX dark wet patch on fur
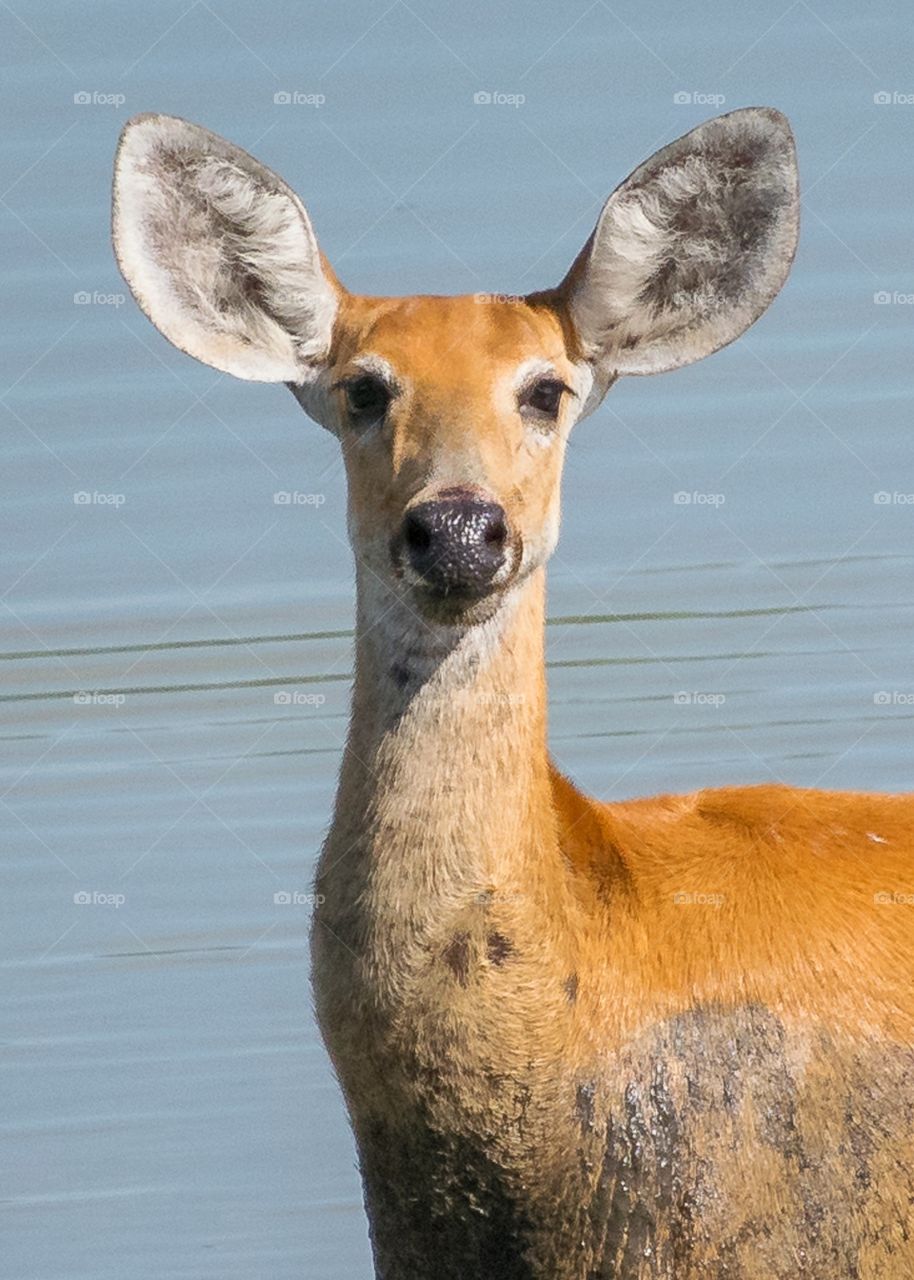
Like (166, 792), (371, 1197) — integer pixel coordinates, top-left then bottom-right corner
(486, 932), (514, 966)
(564, 972), (578, 1004)
(585, 1005), (914, 1278)
(575, 1081), (597, 1133)
(359, 1113), (541, 1280)
(442, 932), (470, 986)
(344, 1004), (914, 1278)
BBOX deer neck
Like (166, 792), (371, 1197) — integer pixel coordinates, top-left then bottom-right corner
(317, 566), (559, 967)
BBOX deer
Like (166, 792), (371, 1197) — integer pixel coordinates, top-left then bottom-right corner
(112, 107), (914, 1279)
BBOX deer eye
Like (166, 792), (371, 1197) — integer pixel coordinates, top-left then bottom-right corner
(342, 374), (392, 425)
(519, 377), (568, 420)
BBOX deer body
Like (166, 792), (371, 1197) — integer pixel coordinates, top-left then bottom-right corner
(113, 108), (914, 1277)
(313, 556), (914, 1278)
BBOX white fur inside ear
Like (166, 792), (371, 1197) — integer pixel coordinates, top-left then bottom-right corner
(562, 107), (799, 378)
(113, 114), (338, 382)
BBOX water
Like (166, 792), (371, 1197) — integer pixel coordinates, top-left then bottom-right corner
(3, 1), (913, 1275)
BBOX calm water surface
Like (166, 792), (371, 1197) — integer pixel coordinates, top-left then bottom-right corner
(3, 2), (913, 1276)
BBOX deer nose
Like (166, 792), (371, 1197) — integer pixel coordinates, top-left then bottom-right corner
(402, 492), (509, 596)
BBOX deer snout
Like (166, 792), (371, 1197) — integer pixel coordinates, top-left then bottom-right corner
(400, 490), (509, 598)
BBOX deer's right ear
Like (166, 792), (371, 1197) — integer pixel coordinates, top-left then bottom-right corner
(112, 113), (339, 383)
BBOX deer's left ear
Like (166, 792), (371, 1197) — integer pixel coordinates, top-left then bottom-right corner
(556, 107), (798, 385)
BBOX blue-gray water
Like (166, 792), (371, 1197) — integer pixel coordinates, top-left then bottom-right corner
(3, 2), (913, 1276)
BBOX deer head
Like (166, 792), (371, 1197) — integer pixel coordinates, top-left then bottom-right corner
(113, 109), (798, 628)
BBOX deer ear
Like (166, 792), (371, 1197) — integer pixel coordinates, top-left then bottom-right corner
(112, 113), (339, 383)
(557, 108), (798, 380)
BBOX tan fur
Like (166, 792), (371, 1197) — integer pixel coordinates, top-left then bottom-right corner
(111, 108), (912, 1278)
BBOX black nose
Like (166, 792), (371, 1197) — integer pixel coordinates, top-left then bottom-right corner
(402, 493), (509, 596)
